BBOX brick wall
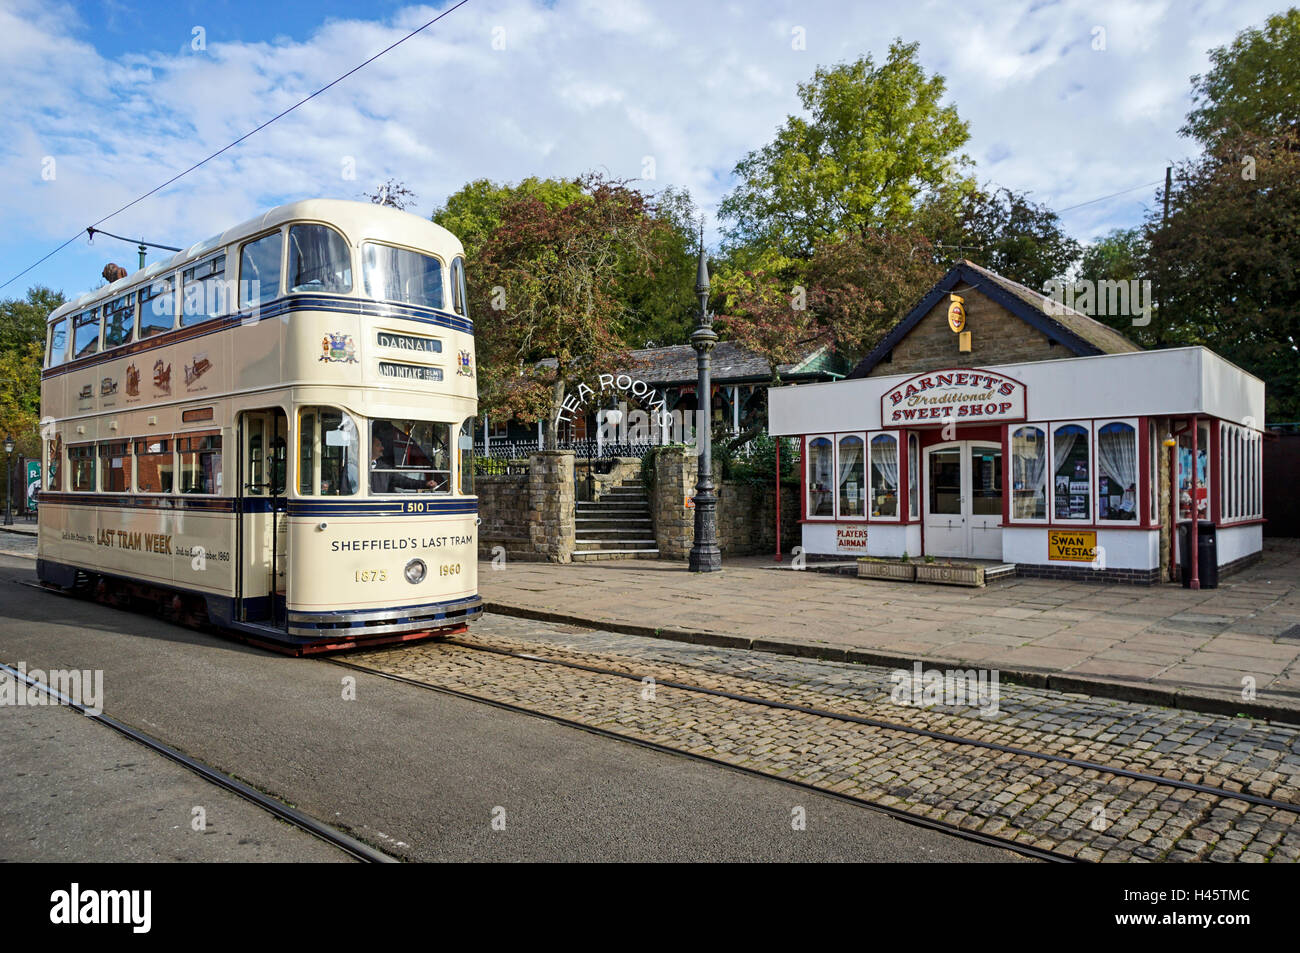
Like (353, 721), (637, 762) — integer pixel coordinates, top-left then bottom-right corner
(866, 282), (1062, 377)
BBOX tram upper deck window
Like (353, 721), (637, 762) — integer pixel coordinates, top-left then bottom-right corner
(179, 433), (222, 494)
(68, 445), (95, 492)
(182, 255), (228, 327)
(298, 408), (359, 496)
(362, 242), (443, 310)
(369, 418), (451, 494)
(72, 309), (100, 360)
(103, 293), (135, 349)
(288, 225), (352, 295)
(47, 318), (68, 367)
(239, 233), (282, 310)
(100, 442), (132, 492)
(135, 439), (173, 494)
(138, 277), (175, 338)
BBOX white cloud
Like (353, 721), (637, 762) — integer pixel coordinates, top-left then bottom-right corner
(0, 0), (1285, 294)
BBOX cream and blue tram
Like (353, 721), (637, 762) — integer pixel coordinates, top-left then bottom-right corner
(38, 199), (481, 652)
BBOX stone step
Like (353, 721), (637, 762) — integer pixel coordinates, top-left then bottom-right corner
(571, 548), (661, 561)
(576, 507), (649, 516)
(575, 538), (658, 550)
(575, 520), (653, 531)
(579, 499), (649, 507)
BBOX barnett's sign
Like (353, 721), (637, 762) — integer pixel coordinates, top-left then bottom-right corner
(882, 368), (1026, 425)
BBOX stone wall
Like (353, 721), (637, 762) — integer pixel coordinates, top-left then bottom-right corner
(528, 450), (576, 563)
(575, 456), (642, 501)
(652, 447), (698, 560)
(866, 281), (1062, 377)
(476, 473), (531, 560)
(651, 446), (800, 560)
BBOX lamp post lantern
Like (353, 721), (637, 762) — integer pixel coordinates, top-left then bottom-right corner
(3, 435), (13, 527)
(688, 234), (721, 573)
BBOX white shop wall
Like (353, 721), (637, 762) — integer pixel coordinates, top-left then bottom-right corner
(770, 347), (1264, 437)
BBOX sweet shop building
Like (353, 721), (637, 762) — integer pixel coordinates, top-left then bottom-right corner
(768, 261), (1266, 586)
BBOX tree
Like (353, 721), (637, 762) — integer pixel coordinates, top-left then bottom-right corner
(1149, 131), (1300, 420)
(616, 186), (700, 348)
(718, 40), (974, 257)
(471, 174), (666, 446)
(432, 177), (585, 262)
(0, 285), (64, 353)
(1075, 227), (1152, 340)
(364, 178), (418, 211)
(929, 186), (1080, 290)
(1181, 8), (1300, 151)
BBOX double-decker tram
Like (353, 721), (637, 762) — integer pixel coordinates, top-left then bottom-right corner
(38, 200), (481, 653)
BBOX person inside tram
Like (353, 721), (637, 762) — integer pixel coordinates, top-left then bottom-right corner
(370, 425), (442, 493)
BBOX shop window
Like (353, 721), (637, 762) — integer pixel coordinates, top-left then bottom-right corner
(1097, 421), (1138, 522)
(299, 408), (360, 496)
(135, 439), (173, 493)
(869, 433), (898, 518)
(68, 445), (96, 492)
(971, 446), (1002, 515)
(1148, 422), (1159, 524)
(907, 433), (919, 520)
(1177, 421), (1210, 520)
(178, 432), (223, 494)
(1220, 424), (1262, 521)
(1011, 426), (1047, 520)
(99, 443), (132, 492)
(1052, 424), (1090, 521)
(807, 436), (834, 517)
(837, 435), (865, 517)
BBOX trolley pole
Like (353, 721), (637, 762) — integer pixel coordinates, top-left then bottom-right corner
(688, 233), (721, 573)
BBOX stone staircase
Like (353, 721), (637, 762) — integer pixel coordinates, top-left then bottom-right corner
(573, 480), (659, 561)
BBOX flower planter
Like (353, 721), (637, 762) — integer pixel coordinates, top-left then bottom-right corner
(914, 563), (985, 587)
(857, 559), (916, 582)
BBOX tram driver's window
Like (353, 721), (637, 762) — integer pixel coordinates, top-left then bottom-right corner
(179, 433), (223, 494)
(240, 233), (283, 310)
(298, 408), (359, 496)
(288, 225), (352, 294)
(135, 439), (174, 493)
(369, 419), (451, 494)
(69, 445), (96, 492)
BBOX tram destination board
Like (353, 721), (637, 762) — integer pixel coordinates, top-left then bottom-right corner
(377, 331), (442, 353)
(378, 360), (444, 382)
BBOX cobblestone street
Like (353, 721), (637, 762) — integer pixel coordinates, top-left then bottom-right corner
(478, 540), (1300, 719)
(349, 613), (1300, 863)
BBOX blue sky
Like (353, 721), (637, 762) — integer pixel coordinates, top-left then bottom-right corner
(0, 0), (1286, 301)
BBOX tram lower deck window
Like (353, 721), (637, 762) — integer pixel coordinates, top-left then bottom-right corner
(369, 418), (451, 494)
(100, 443), (132, 493)
(299, 408), (359, 496)
(179, 433), (222, 494)
(135, 440), (173, 494)
(68, 445), (96, 492)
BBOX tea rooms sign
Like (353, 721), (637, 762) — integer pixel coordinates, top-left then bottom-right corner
(882, 368), (1026, 425)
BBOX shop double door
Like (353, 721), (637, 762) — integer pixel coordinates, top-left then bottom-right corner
(924, 441), (1003, 559)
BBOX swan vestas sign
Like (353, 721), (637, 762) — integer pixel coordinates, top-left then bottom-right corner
(882, 368), (1027, 425)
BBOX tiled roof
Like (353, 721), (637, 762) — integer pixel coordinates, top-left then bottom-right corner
(540, 341), (833, 385)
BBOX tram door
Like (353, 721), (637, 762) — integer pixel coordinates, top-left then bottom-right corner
(237, 410), (288, 626)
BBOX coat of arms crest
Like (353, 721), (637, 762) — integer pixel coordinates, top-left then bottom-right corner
(320, 333), (357, 363)
(456, 349), (474, 377)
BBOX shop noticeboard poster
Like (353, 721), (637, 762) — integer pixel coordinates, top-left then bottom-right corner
(1048, 530), (1096, 562)
(835, 526), (868, 553)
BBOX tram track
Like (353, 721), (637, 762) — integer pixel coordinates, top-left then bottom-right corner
(334, 634), (1300, 863)
(0, 657), (397, 864)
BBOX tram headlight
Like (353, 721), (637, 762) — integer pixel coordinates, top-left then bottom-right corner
(404, 558), (427, 585)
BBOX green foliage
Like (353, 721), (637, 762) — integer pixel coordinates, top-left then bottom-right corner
(719, 40), (973, 257)
(1182, 8), (1300, 150)
(931, 186), (1081, 290)
(0, 285), (63, 353)
(432, 176), (585, 261)
(617, 185), (700, 348)
(1076, 227), (1153, 340)
(727, 434), (799, 486)
(0, 286), (63, 456)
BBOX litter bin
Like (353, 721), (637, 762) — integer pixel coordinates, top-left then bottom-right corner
(1177, 520), (1218, 589)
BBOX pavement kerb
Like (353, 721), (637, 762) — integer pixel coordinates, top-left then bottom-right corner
(482, 600), (1300, 725)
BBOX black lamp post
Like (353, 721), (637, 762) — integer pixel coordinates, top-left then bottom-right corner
(3, 435), (13, 527)
(688, 234), (721, 573)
